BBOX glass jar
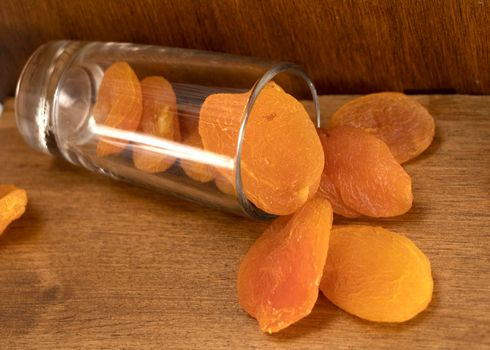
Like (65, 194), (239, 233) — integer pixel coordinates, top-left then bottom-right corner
(15, 41), (320, 219)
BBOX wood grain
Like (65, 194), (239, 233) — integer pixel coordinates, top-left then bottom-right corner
(1, 0), (489, 100)
(0, 95), (489, 349)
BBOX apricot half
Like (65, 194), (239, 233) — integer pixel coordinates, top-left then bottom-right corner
(93, 61), (143, 157)
(318, 126), (413, 217)
(180, 130), (215, 183)
(199, 82), (324, 215)
(328, 92), (435, 163)
(237, 197), (333, 333)
(320, 225), (433, 322)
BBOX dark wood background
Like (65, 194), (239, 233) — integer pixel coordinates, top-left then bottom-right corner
(1, 0), (489, 101)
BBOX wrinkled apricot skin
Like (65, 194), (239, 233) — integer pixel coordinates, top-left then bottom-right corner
(320, 225), (433, 323)
(328, 92), (435, 163)
(319, 126), (413, 217)
(237, 197), (333, 333)
(133, 76), (180, 173)
(199, 82), (324, 215)
(0, 185), (28, 235)
(93, 61), (143, 157)
(317, 177), (360, 218)
(181, 130), (215, 183)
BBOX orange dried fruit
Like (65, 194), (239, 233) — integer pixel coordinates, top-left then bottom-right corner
(180, 130), (215, 183)
(0, 184), (28, 235)
(133, 76), (180, 173)
(328, 92), (435, 163)
(318, 126), (413, 217)
(214, 173), (235, 196)
(199, 82), (324, 215)
(317, 178), (360, 218)
(320, 225), (433, 322)
(93, 61), (143, 157)
(178, 104), (200, 140)
(237, 197), (333, 333)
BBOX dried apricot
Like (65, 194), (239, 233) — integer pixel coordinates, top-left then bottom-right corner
(320, 225), (433, 322)
(317, 178), (360, 218)
(178, 104), (200, 140)
(237, 197), (333, 333)
(328, 92), (435, 163)
(133, 76), (180, 173)
(0, 184), (28, 235)
(214, 173), (235, 196)
(199, 82), (324, 215)
(93, 61), (143, 157)
(318, 126), (413, 217)
(180, 130), (215, 183)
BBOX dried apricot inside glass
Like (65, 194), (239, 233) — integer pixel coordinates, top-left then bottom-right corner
(93, 61), (143, 157)
(133, 76), (180, 173)
(320, 225), (433, 323)
(214, 173), (236, 196)
(328, 92), (435, 163)
(0, 184), (28, 235)
(199, 82), (324, 215)
(237, 197), (333, 333)
(318, 126), (413, 217)
(180, 130), (215, 183)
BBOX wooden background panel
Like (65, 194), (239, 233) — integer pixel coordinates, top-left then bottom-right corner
(1, 0), (489, 100)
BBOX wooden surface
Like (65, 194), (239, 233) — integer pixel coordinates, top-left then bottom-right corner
(1, 0), (489, 100)
(0, 95), (489, 349)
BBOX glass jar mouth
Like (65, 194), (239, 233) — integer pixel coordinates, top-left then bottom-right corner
(15, 41), (320, 220)
(235, 63), (321, 220)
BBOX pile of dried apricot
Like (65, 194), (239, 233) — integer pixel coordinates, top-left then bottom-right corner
(320, 225), (433, 323)
(237, 92), (436, 333)
(318, 126), (413, 218)
(92, 63), (437, 334)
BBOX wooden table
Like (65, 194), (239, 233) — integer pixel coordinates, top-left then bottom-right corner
(0, 95), (488, 349)
(1, 1), (490, 99)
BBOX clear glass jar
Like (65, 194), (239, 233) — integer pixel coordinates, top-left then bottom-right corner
(15, 41), (320, 219)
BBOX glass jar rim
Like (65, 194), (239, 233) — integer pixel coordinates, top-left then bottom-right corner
(15, 42), (321, 220)
(235, 63), (321, 219)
